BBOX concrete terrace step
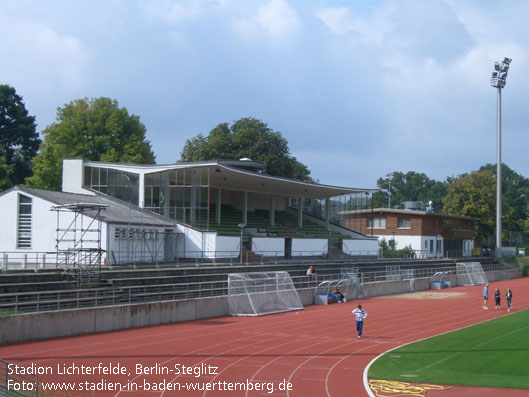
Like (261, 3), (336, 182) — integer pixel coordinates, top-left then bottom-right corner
(0, 272), (68, 285)
(0, 280), (79, 294)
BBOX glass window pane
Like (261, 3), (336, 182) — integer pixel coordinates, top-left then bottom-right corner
(144, 186), (152, 207)
(92, 167), (100, 186)
(184, 169), (192, 185)
(108, 169), (116, 186)
(177, 170), (185, 185)
(100, 168), (108, 185)
(169, 171), (177, 186)
(152, 187), (160, 207)
(145, 173), (153, 186)
(84, 167), (92, 186)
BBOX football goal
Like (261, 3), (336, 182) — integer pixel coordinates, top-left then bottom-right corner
(228, 271), (303, 316)
(456, 262), (488, 286)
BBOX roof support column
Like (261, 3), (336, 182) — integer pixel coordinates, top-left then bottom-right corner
(216, 189), (222, 225)
(242, 191), (248, 225)
(270, 195), (276, 227)
(298, 197), (303, 229)
(139, 173), (145, 208)
(325, 198), (330, 227)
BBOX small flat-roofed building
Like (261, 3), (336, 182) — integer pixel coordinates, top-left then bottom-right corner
(341, 207), (477, 257)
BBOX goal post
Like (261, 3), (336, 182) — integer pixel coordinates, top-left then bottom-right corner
(456, 262), (488, 286)
(228, 271), (303, 316)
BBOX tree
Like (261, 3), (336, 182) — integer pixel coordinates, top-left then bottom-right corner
(479, 163), (529, 234)
(181, 117), (313, 181)
(0, 84), (41, 189)
(26, 97), (155, 190)
(442, 170), (515, 243)
(373, 171), (447, 211)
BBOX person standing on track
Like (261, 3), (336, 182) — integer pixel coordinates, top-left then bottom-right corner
(494, 287), (501, 310)
(352, 305), (368, 338)
(506, 288), (513, 312)
(482, 283), (489, 310)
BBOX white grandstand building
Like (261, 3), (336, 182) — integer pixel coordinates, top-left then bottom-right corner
(0, 158), (378, 268)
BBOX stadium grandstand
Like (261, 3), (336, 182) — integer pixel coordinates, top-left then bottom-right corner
(0, 158), (379, 272)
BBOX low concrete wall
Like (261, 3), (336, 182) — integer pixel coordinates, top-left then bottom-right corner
(486, 269), (522, 281)
(1, 270), (522, 345)
(0, 296), (227, 345)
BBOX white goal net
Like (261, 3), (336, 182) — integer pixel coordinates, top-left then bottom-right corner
(228, 271), (303, 316)
(456, 262), (488, 286)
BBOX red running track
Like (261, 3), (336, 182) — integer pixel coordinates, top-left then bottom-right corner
(1, 277), (528, 397)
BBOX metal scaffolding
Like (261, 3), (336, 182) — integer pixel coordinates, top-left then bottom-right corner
(52, 202), (107, 285)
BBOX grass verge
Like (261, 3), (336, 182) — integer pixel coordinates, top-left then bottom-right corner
(369, 309), (529, 389)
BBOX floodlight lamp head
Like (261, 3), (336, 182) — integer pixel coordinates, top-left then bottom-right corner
(503, 57), (512, 64)
(494, 62), (501, 71)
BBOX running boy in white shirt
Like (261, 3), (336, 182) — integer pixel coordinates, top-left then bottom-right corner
(352, 305), (368, 338)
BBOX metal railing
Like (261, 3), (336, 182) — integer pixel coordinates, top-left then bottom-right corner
(0, 359), (38, 396)
(0, 260), (515, 316)
(0, 250), (381, 270)
(2, 249), (488, 271)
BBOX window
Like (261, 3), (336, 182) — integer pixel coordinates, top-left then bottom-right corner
(398, 218), (411, 228)
(17, 194), (32, 248)
(430, 239), (434, 253)
(367, 217), (386, 229)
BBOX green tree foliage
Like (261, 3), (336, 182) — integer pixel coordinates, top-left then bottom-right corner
(26, 97), (155, 190)
(181, 117), (313, 181)
(373, 171), (447, 211)
(479, 163), (529, 234)
(442, 170), (515, 242)
(0, 84), (41, 189)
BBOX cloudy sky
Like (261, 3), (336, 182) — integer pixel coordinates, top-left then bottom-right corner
(1, 0), (528, 188)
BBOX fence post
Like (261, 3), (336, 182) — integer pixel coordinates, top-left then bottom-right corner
(24, 254), (28, 269)
(41, 254), (46, 270)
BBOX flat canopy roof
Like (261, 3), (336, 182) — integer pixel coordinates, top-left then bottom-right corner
(210, 164), (375, 199)
(84, 160), (376, 200)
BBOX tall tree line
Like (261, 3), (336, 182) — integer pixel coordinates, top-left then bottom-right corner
(2, 83), (529, 242)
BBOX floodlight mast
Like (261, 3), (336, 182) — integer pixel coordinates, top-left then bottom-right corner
(490, 57), (511, 259)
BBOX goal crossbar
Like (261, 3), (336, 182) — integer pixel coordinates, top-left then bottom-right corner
(456, 262), (488, 286)
(228, 271), (303, 316)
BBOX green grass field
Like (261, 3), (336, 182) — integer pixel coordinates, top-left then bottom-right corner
(369, 309), (529, 389)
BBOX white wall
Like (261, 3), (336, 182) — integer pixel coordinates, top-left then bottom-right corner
(215, 236), (239, 258)
(342, 239), (379, 255)
(0, 190), (109, 267)
(462, 239), (474, 256)
(175, 224), (203, 258)
(0, 191), (19, 251)
(203, 232), (217, 259)
(107, 224), (165, 265)
(252, 237), (285, 256)
(292, 238), (327, 256)
(419, 235), (444, 258)
(62, 159), (94, 195)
